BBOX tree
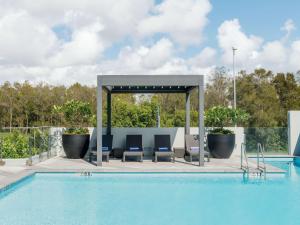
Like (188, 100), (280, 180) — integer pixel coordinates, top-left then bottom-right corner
(236, 69), (281, 127)
(205, 67), (231, 109)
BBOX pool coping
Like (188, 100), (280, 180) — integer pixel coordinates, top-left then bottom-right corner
(0, 168), (286, 193)
(0, 156), (292, 193)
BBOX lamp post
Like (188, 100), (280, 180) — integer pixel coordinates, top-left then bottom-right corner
(232, 47), (237, 110)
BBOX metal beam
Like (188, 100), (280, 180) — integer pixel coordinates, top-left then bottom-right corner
(100, 75), (203, 86)
(185, 91), (190, 135)
(107, 92), (112, 135)
(198, 83), (205, 166)
(97, 77), (103, 166)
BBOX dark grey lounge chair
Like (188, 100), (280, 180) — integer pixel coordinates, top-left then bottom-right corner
(185, 134), (210, 162)
(122, 135), (143, 162)
(153, 135), (175, 162)
(89, 135), (113, 162)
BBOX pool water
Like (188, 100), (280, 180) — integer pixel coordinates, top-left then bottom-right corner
(0, 159), (299, 225)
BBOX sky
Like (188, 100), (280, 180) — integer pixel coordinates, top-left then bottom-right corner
(0, 0), (299, 85)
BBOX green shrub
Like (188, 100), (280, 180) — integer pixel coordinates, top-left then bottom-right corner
(205, 106), (249, 134)
(53, 100), (93, 134)
(0, 131), (30, 158)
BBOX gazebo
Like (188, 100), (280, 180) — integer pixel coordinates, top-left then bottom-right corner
(96, 75), (205, 166)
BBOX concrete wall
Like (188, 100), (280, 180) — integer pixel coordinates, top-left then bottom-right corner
(51, 127), (245, 158)
(288, 111), (300, 156)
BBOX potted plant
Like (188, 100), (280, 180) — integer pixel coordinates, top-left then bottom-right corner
(205, 106), (249, 158)
(53, 100), (93, 159)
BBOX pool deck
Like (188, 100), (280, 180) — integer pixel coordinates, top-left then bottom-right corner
(0, 156), (286, 190)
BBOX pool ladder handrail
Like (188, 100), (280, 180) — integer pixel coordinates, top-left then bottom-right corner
(240, 143), (249, 174)
(257, 143), (266, 178)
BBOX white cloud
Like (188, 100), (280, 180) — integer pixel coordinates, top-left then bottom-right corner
(1, 0), (153, 43)
(0, 10), (57, 66)
(188, 47), (216, 67)
(217, 18), (300, 73)
(48, 22), (105, 67)
(138, 0), (212, 45)
(281, 19), (296, 41)
(258, 41), (287, 68)
(289, 40), (300, 71)
(142, 38), (174, 68)
(0, 1), (300, 85)
(217, 19), (263, 67)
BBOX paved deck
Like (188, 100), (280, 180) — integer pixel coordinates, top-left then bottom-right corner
(0, 156), (286, 190)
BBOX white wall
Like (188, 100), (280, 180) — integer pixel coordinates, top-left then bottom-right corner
(288, 111), (300, 156)
(51, 127), (245, 158)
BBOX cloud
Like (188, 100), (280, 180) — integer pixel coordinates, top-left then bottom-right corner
(188, 47), (216, 67)
(289, 40), (300, 71)
(48, 22), (105, 67)
(0, 1), (300, 86)
(217, 19), (263, 67)
(0, 10), (57, 66)
(281, 19), (296, 41)
(217, 18), (300, 73)
(137, 0), (212, 45)
(1, 0), (153, 43)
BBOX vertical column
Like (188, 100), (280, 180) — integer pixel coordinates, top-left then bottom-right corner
(97, 77), (103, 166)
(185, 91), (191, 135)
(198, 81), (205, 166)
(107, 91), (112, 135)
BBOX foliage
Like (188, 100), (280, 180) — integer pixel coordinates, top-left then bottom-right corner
(0, 131), (30, 158)
(112, 98), (157, 127)
(64, 127), (89, 135)
(0, 129), (50, 158)
(1, 69), (300, 128)
(245, 127), (288, 154)
(205, 106), (249, 134)
(205, 67), (231, 109)
(53, 100), (93, 134)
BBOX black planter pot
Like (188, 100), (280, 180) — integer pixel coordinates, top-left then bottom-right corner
(207, 133), (235, 159)
(62, 134), (90, 159)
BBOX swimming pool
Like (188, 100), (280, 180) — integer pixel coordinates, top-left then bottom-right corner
(0, 159), (299, 225)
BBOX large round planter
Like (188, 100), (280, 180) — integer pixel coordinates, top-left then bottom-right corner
(207, 134), (235, 159)
(62, 134), (90, 159)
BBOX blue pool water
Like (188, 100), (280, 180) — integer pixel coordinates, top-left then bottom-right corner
(0, 159), (300, 225)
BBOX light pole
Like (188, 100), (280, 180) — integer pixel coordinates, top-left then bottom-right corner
(232, 47), (237, 110)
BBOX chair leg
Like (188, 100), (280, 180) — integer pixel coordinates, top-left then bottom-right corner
(190, 155), (192, 162)
(155, 154), (157, 163)
(122, 154), (125, 162)
(172, 155), (175, 163)
(140, 154), (143, 162)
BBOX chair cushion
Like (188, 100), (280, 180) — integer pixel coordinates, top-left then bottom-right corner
(190, 146), (199, 153)
(102, 146), (109, 151)
(129, 147), (140, 151)
(158, 147), (169, 151)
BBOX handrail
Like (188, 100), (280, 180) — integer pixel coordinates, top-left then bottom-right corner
(0, 138), (5, 166)
(241, 143), (249, 173)
(257, 143), (266, 177)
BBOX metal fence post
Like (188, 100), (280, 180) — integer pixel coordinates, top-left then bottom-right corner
(0, 139), (5, 166)
(27, 136), (33, 166)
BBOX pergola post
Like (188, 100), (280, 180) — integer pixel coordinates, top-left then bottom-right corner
(107, 91), (112, 135)
(198, 80), (205, 166)
(97, 77), (103, 166)
(185, 91), (190, 135)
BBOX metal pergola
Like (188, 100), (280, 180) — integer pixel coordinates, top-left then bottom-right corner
(96, 75), (205, 166)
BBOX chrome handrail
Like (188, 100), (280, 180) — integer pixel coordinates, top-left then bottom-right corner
(257, 143), (266, 177)
(241, 143), (249, 174)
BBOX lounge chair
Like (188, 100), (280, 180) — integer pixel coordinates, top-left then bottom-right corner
(153, 135), (175, 162)
(185, 134), (210, 162)
(122, 135), (143, 162)
(89, 135), (113, 162)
